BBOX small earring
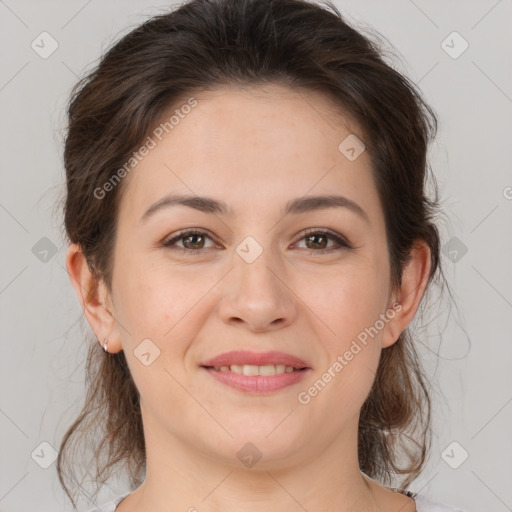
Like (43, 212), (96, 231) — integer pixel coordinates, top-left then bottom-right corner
(103, 338), (108, 353)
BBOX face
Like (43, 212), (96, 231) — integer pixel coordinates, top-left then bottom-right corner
(106, 85), (401, 469)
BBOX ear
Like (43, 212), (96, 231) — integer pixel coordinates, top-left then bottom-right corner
(65, 243), (122, 353)
(381, 240), (432, 348)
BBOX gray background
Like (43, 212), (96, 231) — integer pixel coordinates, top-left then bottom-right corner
(1, 0), (511, 511)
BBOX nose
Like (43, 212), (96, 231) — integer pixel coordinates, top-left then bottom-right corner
(217, 248), (298, 333)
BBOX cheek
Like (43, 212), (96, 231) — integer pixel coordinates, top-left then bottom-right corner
(111, 259), (205, 398)
(319, 262), (389, 342)
(308, 262), (387, 400)
(115, 267), (191, 338)
(112, 253), (221, 355)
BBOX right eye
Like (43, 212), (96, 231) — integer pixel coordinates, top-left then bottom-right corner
(162, 229), (220, 253)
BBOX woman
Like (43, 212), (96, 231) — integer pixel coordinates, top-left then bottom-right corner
(57, 0), (467, 510)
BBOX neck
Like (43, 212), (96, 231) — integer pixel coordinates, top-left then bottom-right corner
(122, 417), (378, 512)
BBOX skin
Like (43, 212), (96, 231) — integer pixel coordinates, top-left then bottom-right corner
(66, 84), (430, 512)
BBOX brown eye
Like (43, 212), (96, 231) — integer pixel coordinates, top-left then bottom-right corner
(304, 233), (329, 250)
(162, 228), (352, 255)
(182, 233), (206, 249)
(295, 229), (352, 253)
(162, 229), (217, 252)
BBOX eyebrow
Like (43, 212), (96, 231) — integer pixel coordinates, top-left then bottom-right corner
(139, 193), (369, 224)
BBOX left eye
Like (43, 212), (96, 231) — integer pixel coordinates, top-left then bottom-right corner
(294, 229), (352, 252)
(162, 228), (352, 253)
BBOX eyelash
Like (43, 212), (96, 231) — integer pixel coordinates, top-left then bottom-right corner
(161, 228), (353, 255)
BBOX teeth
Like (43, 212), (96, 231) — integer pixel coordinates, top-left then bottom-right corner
(257, 364), (276, 376)
(212, 364), (298, 375)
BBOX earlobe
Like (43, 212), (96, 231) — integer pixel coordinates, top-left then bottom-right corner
(381, 241), (432, 349)
(65, 243), (121, 352)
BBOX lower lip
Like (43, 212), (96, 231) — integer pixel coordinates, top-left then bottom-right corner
(202, 367), (309, 393)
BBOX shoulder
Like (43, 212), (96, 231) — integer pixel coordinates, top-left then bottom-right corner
(85, 493), (129, 512)
(414, 493), (469, 512)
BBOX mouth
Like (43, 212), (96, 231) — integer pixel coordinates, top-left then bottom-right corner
(202, 364), (306, 375)
(200, 351), (311, 394)
(200, 350), (311, 369)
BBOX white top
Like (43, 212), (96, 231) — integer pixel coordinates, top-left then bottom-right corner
(414, 494), (468, 511)
(89, 492), (469, 512)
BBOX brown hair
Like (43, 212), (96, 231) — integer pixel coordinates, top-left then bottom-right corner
(57, 0), (445, 508)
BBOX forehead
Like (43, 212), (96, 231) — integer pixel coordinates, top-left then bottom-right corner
(118, 84), (381, 224)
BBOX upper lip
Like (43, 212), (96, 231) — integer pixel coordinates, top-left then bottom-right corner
(201, 350), (311, 369)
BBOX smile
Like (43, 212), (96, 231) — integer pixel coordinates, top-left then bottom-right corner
(209, 364), (300, 375)
(201, 365), (310, 393)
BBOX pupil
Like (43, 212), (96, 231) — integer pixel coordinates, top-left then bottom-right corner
(185, 234), (203, 249)
(307, 234), (326, 249)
